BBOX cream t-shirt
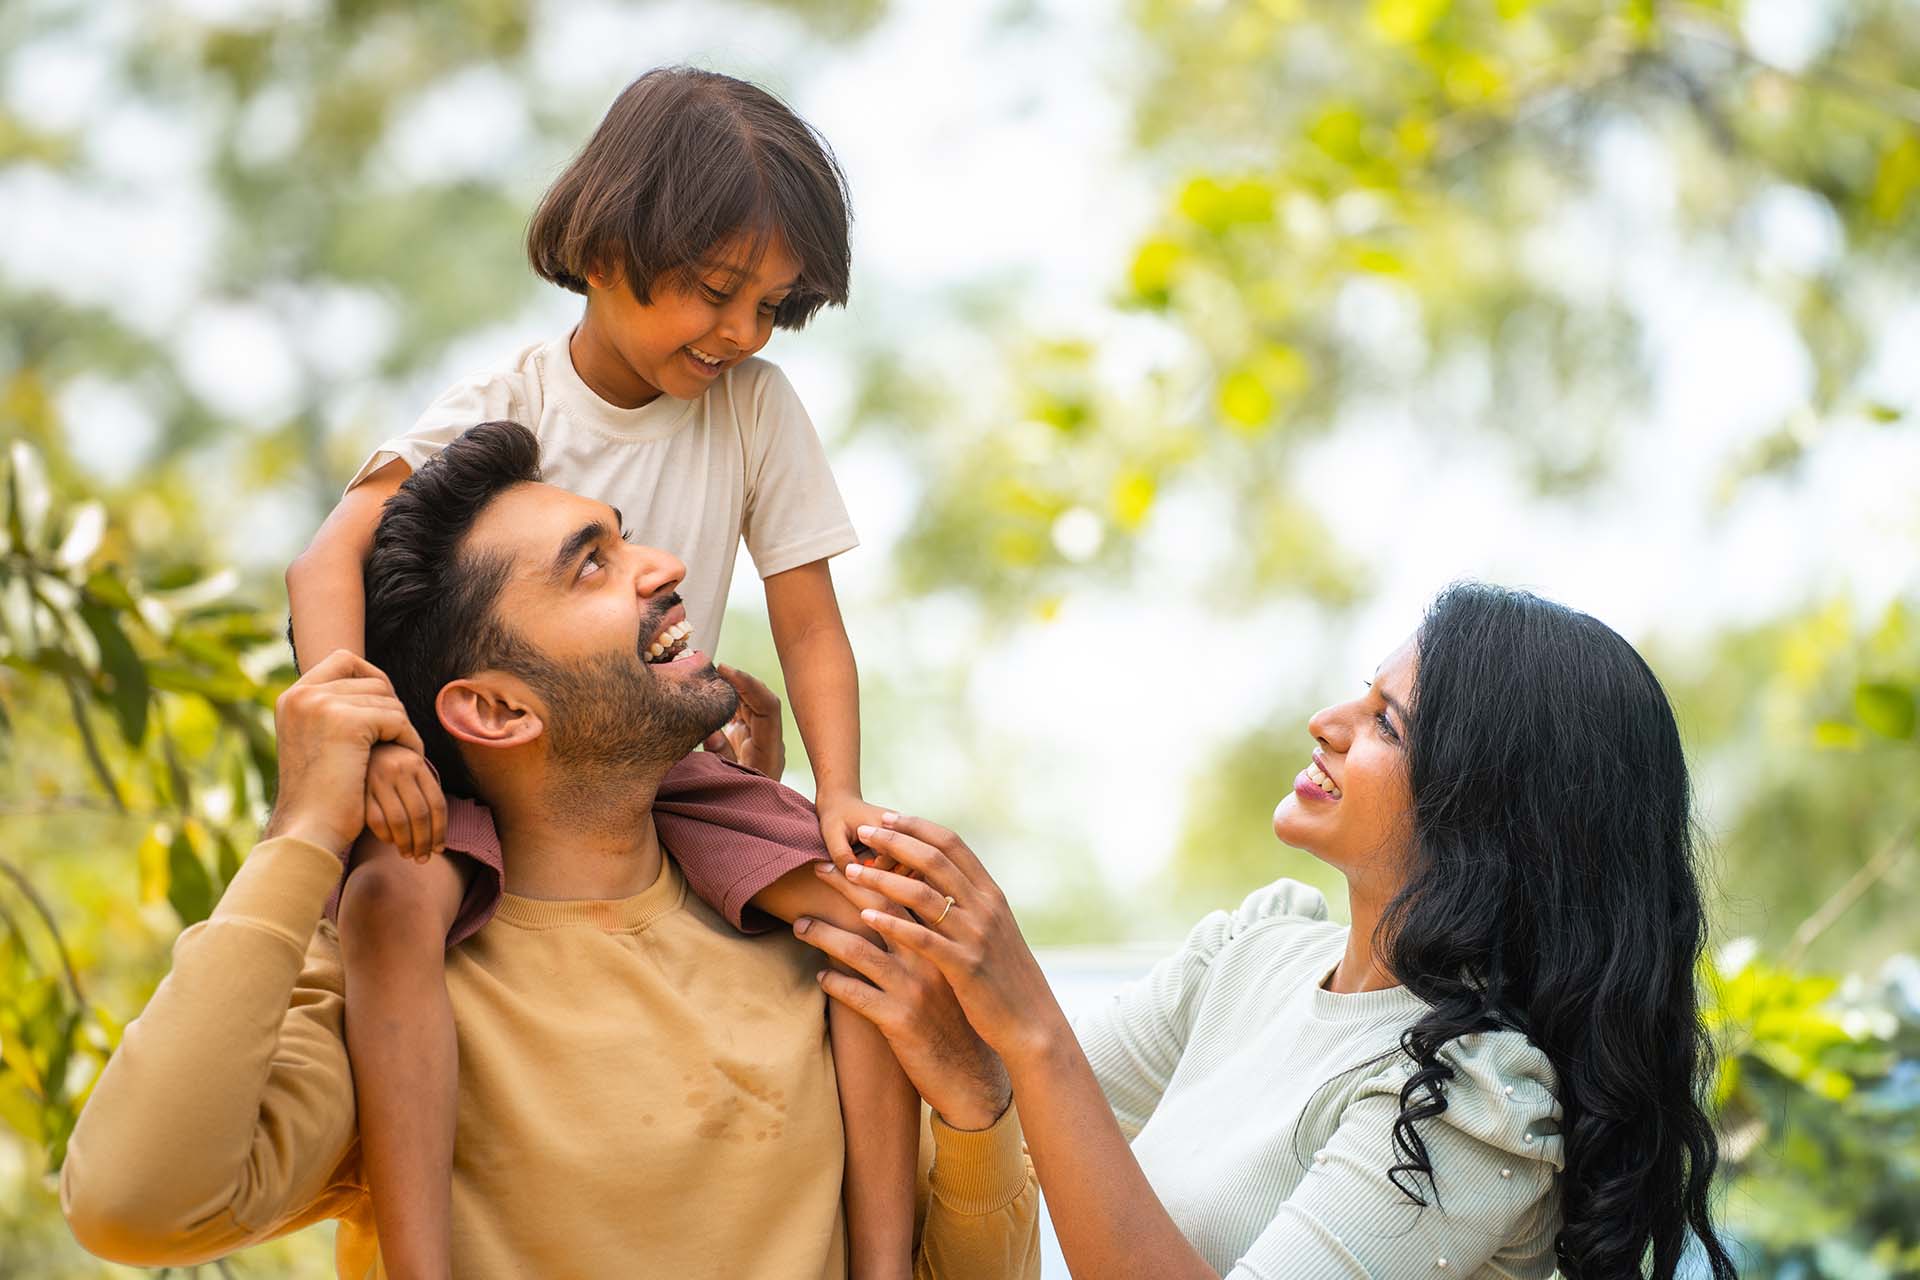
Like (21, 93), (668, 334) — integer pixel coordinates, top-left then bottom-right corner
(349, 333), (859, 655)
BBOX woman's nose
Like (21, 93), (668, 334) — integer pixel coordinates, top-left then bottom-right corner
(1307, 703), (1348, 753)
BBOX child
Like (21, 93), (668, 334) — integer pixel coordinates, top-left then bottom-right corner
(286, 68), (913, 1279)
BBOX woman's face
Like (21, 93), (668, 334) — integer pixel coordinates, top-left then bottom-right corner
(1272, 635), (1417, 886)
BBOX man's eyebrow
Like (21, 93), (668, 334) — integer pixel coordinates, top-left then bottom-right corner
(547, 519), (611, 586)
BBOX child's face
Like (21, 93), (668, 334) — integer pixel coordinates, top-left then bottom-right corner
(585, 233), (801, 402)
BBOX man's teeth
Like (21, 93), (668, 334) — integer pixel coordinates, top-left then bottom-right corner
(686, 345), (723, 366)
(1306, 762), (1342, 798)
(646, 619), (694, 662)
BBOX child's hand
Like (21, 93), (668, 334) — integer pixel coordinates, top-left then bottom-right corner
(362, 742), (447, 863)
(702, 663), (787, 781)
(818, 793), (894, 872)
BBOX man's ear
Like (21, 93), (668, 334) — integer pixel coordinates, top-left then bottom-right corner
(437, 674), (545, 752)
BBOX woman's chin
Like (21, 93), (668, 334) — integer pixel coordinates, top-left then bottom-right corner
(1271, 795), (1312, 849)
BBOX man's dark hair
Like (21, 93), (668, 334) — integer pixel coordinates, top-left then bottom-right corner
(525, 66), (852, 329)
(363, 421), (544, 800)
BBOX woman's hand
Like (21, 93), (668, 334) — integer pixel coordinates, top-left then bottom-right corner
(794, 862), (1012, 1130)
(837, 812), (1071, 1070)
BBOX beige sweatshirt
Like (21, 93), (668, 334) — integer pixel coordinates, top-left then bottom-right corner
(60, 835), (1040, 1279)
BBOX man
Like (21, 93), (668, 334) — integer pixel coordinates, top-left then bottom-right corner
(60, 422), (1037, 1278)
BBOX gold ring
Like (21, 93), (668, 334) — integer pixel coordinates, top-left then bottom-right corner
(933, 895), (955, 925)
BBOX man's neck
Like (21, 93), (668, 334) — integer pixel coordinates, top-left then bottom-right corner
(491, 776), (668, 901)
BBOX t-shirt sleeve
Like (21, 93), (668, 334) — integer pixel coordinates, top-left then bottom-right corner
(343, 373), (531, 493)
(739, 362), (858, 578)
(1224, 1032), (1563, 1280)
(1077, 879), (1329, 1140)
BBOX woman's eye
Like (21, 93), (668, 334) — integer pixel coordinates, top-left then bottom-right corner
(1376, 711), (1398, 741)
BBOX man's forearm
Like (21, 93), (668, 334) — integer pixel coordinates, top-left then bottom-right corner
(62, 836), (357, 1265)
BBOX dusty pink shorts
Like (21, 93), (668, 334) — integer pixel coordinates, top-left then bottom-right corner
(326, 751), (831, 945)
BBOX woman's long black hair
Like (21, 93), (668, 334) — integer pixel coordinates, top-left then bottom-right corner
(1378, 583), (1737, 1278)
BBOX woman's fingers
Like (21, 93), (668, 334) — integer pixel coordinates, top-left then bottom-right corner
(854, 824), (969, 900)
(857, 906), (966, 970)
(808, 861), (904, 918)
(882, 812), (994, 886)
(843, 861), (953, 923)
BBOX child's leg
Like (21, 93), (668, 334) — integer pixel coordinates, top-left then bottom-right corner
(337, 836), (471, 1280)
(757, 868), (919, 1280)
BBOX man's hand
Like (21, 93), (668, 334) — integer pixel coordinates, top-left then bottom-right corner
(701, 662), (786, 780)
(793, 863), (1013, 1131)
(263, 649), (425, 857)
(363, 742), (448, 862)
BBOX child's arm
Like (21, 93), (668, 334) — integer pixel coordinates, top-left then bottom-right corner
(287, 459), (444, 861)
(764, 560), (886, 865)
(756, 867), (920, 1280)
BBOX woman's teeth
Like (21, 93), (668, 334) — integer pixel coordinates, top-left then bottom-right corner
(686, 345), (724, 366)
(1306, 762), (1342, 798)
(645, 619), (694, 663)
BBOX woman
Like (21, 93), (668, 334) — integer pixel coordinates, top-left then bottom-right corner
(801, 583), (1738, 1278)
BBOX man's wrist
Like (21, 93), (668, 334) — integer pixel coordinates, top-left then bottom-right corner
(261, 808), (349, 857)
(929, 1054), (1013, 1132)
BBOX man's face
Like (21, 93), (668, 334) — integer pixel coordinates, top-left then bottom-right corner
(464, 482), (736, 769)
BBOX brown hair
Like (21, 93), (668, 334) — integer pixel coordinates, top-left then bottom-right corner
(527, 67), (852, 329)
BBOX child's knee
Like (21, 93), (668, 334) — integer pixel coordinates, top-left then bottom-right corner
(338, 850), (465, 946)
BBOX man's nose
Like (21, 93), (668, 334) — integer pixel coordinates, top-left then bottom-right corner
(632, 547), (686, 600)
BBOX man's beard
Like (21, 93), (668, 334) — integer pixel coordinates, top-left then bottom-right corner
(528, 647), (736, 779)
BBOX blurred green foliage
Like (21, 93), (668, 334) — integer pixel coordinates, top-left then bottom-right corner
(3, 0), (1919, 1275)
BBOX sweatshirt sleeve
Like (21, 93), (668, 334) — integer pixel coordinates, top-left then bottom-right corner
(913, 1104), (1041, 1280)
(60, 836), (365, 1267)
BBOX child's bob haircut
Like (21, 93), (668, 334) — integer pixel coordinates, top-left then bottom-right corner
(527, 67), (852, 330)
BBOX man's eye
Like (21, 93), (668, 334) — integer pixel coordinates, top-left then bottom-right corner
(620, 528), (637, 544)
(580, 549), (604, 578)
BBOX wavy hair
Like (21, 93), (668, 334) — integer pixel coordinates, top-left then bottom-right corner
(1377, 583), (1736, 1278)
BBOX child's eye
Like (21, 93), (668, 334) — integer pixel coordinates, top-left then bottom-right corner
(701, 286), (730, 305)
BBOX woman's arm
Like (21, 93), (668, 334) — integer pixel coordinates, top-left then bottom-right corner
(837, 816), (1222, 1280)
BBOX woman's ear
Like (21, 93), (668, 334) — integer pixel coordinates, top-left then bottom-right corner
(437, 675), (545, 752)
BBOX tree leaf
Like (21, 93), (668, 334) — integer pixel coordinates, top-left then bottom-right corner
(166, 828), (216, 925)
(78, 603), (149, 746)
(1854, 681), (1916, 740)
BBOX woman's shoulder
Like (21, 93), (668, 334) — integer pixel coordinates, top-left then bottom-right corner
(1358, 1027), (1565, 1170)
(1181, 878), (1342, 967)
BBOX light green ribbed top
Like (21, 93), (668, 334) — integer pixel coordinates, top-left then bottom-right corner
(1075, 879), (1563, 1279)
